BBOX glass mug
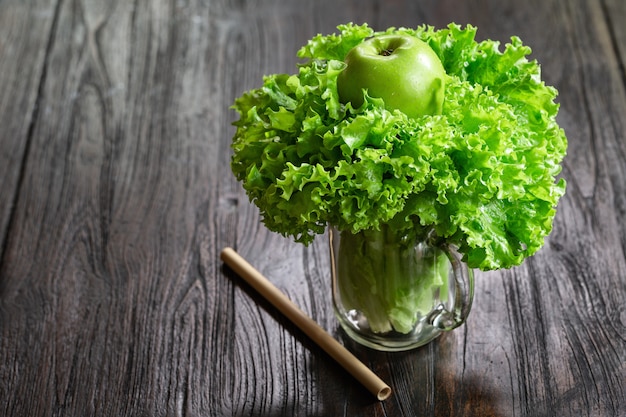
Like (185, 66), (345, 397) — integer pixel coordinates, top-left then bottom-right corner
(329, 227), (474, 351)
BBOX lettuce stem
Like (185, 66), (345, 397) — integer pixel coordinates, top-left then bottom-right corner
(335, 225), (449, 334)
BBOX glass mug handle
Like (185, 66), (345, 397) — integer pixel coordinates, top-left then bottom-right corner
(427, 244), (475, 331)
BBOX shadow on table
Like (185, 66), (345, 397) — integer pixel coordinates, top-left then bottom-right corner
(223, 263), (505, 416)
(337, 331), (507, 417)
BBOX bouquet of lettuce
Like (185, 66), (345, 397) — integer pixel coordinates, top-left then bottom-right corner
(229, 23), (567, 334)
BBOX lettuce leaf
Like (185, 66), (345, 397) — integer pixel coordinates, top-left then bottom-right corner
(231, 23), (567, 271)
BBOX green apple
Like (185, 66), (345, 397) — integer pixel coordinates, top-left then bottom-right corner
(337, 34), (446, 118)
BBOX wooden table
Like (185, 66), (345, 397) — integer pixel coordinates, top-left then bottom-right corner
(1, 0), (625, 415)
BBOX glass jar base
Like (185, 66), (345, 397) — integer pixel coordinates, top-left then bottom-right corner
(334, 309), (443, 352)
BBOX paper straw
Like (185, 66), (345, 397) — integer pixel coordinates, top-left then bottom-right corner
(220, 247), (392, 401)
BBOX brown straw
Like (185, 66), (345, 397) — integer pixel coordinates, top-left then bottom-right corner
(220, 247), (392, 401)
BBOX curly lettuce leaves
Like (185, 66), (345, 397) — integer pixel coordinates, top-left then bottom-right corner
(231, 23), (567, 271)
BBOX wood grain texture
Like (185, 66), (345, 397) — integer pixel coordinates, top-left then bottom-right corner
(0, 0), (624, 416)
(0, 0), (57, 252)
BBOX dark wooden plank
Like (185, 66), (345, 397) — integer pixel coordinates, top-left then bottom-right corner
(0, 0), (59, 256)
(0, 0), (238, 414)
(0, 0), (625, 416)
